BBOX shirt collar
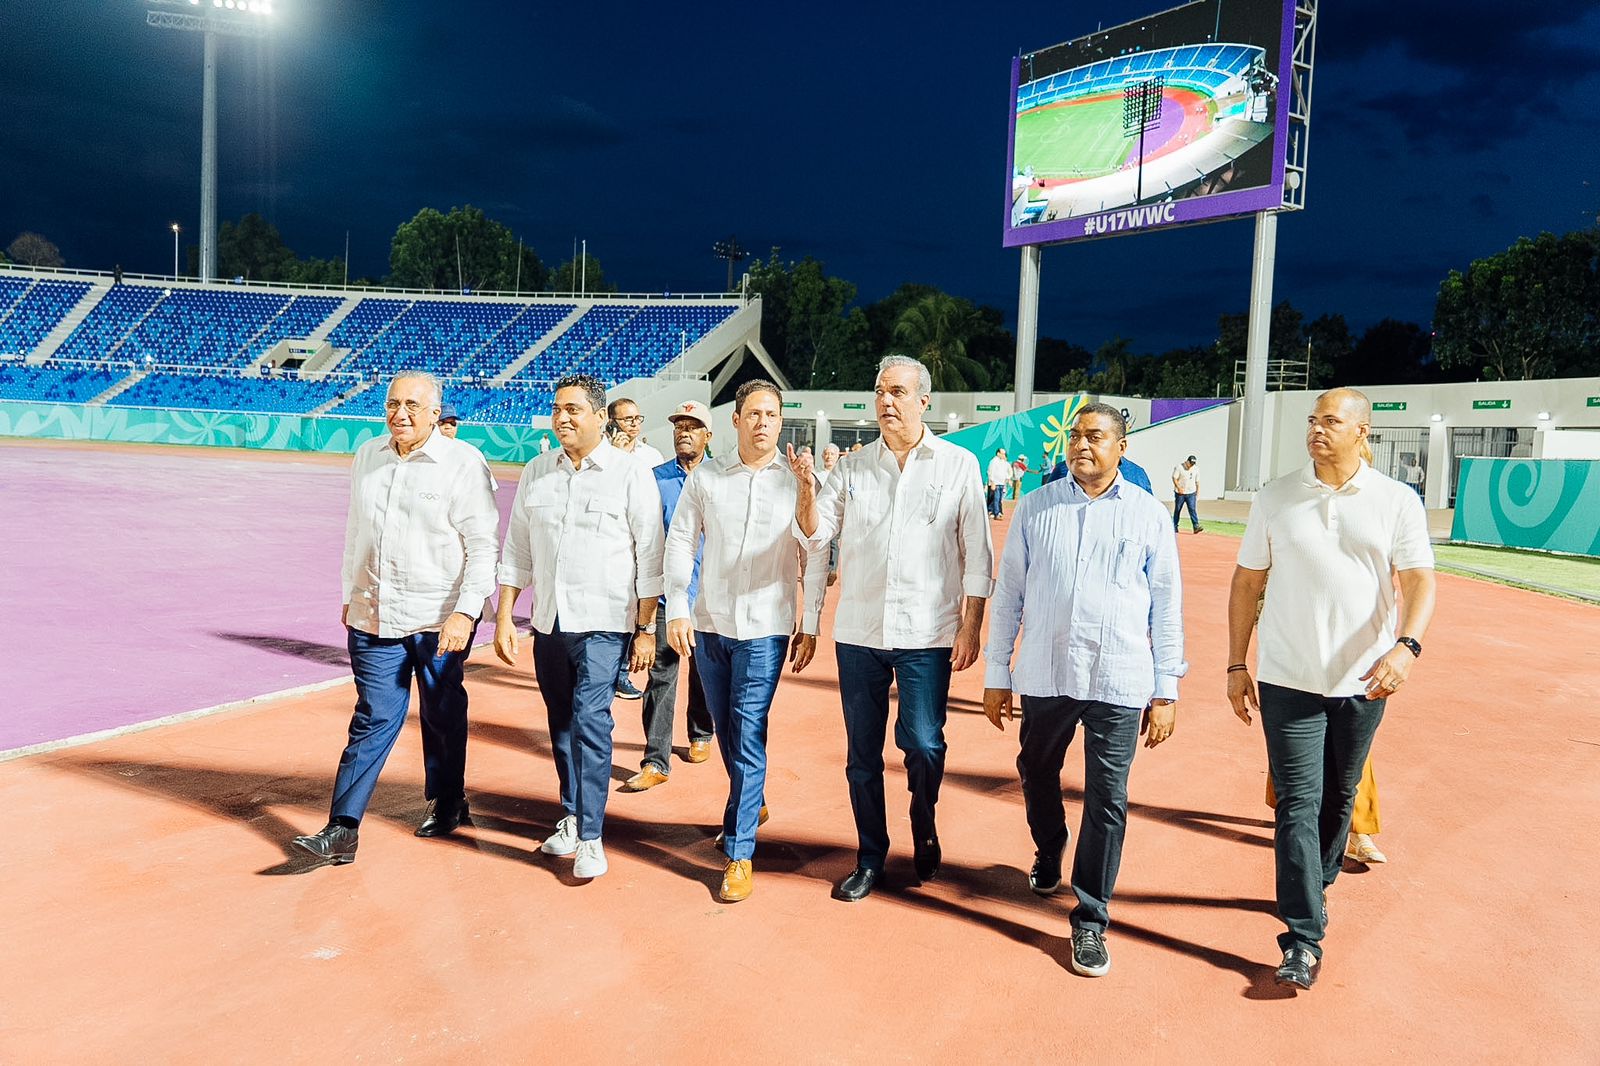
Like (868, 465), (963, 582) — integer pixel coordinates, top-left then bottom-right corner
(1065, 471), (1124, 501)
(871, 425), (937, 464)
(388, 426), (445, 461)
(1302, 459), (1372, 494)
(560, 436), (617, 472)
(716, 449), (785, 473)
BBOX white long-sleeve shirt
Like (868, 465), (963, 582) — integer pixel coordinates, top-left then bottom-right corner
(341, 428), (500, 639)
(984, 474), (1187, 708)
(987, 455), (1012, 488)
(665, 451), (828, 639)
(798, 429), (994, 650)
(498, 438), (665, 635)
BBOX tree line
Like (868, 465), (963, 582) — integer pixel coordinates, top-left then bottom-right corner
(5, 212), (1595, 395)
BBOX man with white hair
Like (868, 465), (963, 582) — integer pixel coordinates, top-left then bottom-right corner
(819, 443), (841, 482)
(792, 355), (994, 902)
(293, 371), (500, 864)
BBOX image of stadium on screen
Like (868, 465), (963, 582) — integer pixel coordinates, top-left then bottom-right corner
(1003, 0), (1294, 247)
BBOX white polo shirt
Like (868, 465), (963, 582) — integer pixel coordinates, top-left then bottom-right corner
(1172, 463), (1199, 494)
(1238, 461), (1434, 697)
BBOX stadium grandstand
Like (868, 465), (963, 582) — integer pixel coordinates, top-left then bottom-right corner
(0, 265), (764, 424)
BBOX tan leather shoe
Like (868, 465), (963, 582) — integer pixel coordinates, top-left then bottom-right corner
(713, 805), (769, 848)
(622, 765), (669, 792)
(686, 740), (712, 764)
(719, 859), (754, 902)
(1345, 832), (1388, 864)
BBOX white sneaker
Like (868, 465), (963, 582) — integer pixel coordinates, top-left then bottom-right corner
(573, 838), (608, 879)
(541, 815), (578, 857)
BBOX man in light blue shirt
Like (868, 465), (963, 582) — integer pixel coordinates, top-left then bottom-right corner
(983, 402), (1186, 979)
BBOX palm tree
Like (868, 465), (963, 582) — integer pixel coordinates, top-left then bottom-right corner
(892, 293), (991, 391)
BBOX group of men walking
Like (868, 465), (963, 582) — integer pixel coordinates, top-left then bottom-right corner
(293, 362), (1433, 991)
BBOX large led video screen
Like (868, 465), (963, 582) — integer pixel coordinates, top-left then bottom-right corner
(1003, 0), (1294, 247)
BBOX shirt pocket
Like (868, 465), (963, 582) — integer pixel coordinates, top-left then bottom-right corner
(923, 485), (944, 524)
(1113, 538), (1143, 589)
(585, 495), (624, 533)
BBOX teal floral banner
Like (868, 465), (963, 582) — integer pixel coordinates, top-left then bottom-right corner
(944, 394), (1090, 492)
(0, 401), (554, 464)
(1451, 457), (1600, 557)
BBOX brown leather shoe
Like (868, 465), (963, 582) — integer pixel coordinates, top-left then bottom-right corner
(686, 740), (712, 764)
(713, 805), (769, 848)
(719, 859), (754, 902)
(622, 765), (669, 792)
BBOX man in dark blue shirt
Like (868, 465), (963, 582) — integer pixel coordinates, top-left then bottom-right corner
(622, 400), (717, 791)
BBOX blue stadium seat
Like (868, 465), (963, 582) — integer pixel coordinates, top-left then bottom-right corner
(0, 281), (94, 357)
(0, 360), (127, 404)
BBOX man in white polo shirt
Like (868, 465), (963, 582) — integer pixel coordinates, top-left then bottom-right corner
(793, 354), (994, 902)
(1171, 455), (1201, 533)
(1226, 387), (1436, 991)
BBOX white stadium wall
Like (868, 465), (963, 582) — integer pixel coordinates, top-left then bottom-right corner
(1125, 402), (1232, 501)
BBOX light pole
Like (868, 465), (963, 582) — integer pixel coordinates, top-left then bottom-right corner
(141, 1), (272, 283)
(171, 222), (181, 279)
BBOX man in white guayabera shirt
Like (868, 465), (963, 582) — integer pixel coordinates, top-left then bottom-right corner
(293, 370), (500, 866)
(664, 379), (828, 903)
(495, 373), (666, 880)
(1227, 387), (1436, 992)
(792, 355), (994, 903)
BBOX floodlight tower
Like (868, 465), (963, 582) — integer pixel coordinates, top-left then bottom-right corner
(713, 236), (747, 292)
(142, 0), (272, 283)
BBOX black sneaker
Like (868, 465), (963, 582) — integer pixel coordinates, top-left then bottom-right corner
(614, 676), (643, 700)
(1029, 830), (1070, 896)
(1069, 927), (1111, 977)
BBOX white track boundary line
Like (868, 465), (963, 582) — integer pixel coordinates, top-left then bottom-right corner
(0, 633), (522, 765)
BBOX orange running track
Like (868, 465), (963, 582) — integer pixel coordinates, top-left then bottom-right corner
(4, 513), (1597, 1062)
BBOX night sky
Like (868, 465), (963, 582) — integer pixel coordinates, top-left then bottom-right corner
(4, 0), (1598, 352)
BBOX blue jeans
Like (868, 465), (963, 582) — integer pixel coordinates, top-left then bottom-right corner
(695, 631), (788, 862)
(1173, 491), (1200, 531)
(330, 627), (470, 823)
(1017, 694), (1141, 933)
(987, 485), (1006, 518)
(1259, 682), (1387, 956)
(532, 619), (629, 841)
(835, 643), (952, 871)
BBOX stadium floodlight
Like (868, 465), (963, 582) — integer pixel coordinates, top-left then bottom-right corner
(170, 222), (181, 279)
(712, 236), (747, 291)
(140, 0), (273, 284)
(1120, 73), (1165, 206)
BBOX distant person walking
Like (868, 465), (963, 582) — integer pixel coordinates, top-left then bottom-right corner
(1172, 455), (1202, 533)
(986, 448), (1011, 519)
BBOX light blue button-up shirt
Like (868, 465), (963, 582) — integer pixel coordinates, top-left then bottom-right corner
(984, 473), (1186, 708)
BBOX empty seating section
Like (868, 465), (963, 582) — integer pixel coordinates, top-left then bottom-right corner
(0, 271), (746, 425)
(116, 289), (291, 367)
(110, 371), (354, 415)
(325, 298), (411, 354)
(453, 303), (576, 380)
(54, 285), (167, 361)
(516, 306), (637, 382)
(239, 295), (346, 362)
(581, 305), (734, 382)
(1017, 43), (1261, 110)
(341, 300), (524, 377)
(0, 281), (94, 357)
(0, 361), (126, 404)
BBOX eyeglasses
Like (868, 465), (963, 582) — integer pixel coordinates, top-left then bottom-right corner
(385, 399), (429, 414)
(615, 415), (644, 424)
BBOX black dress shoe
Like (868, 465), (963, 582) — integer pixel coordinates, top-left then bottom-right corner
(416, 797), (472, 838)
(1029, 830), (1070, 896)
(292, 823), (359, 864)
(1274, 947), (1320, 990)
(832, 866), (880, 902)
(913, 838), (941, 883)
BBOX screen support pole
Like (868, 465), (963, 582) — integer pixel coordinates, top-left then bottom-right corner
(1014, 244), (1042, 414)
(1237, 210), (1277, 492)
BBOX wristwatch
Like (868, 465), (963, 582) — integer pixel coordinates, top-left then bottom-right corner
(637, 622), (657, 635)
(1395, 636), (1422, 658)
